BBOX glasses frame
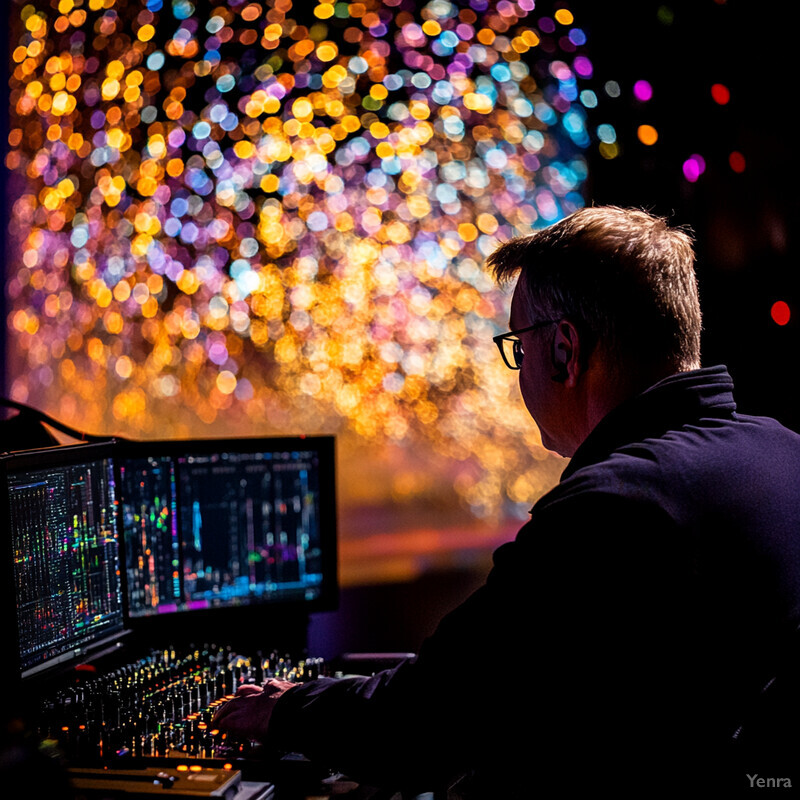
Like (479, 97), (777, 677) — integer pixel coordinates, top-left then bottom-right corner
(493, 320), (559, 370)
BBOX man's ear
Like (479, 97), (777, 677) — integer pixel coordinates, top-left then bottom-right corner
(551, 320), (582, 386)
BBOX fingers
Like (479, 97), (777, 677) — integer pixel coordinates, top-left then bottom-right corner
(212, 693), (255, 731)
(212, 691), (274, 740)
(236, 684), (264, 697)
(211, 695), (239, 724)
(261, 679), (296, 696)
(211, 680), (295, 741)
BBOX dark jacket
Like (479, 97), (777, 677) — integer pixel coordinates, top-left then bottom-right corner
(268, 366), (800, 796)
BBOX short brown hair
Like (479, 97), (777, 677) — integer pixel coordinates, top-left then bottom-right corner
(487, 206), (701, 372)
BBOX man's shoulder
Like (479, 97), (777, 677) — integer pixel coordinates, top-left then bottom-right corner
(570, 411), (799, 485)
(526, 410), (800, 534)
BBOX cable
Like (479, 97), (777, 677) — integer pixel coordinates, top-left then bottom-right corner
(0, 397), (123, 444)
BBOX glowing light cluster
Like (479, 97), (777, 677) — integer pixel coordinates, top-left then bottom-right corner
(6, 0), (593, 520)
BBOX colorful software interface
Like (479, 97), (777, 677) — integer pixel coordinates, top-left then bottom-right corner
(7, 451), (124, 677)
(118, 444), (329, 617)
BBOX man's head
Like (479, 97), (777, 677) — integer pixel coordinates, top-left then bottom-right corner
(488, 206), (702, 455)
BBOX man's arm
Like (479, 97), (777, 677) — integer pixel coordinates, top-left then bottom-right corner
(216, 487), (693, 792)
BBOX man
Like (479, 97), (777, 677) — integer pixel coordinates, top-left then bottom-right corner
(215, 206), (800, 796)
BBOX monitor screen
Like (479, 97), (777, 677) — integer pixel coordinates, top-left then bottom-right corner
(115, 436), (337, 620)
(2, 443), (126, 680)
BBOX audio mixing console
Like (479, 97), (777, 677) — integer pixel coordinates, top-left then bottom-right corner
(34, 645), (326, 769)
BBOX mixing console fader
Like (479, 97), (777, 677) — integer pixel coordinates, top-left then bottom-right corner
(35, 645), (326, 767)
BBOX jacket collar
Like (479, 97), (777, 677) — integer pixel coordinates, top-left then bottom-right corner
(561, 365), (737, 481)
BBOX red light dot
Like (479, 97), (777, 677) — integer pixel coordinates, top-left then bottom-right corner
(729, 151), (746, 173)
(711, 83), (730, 105)
(771, 300), (791, 326)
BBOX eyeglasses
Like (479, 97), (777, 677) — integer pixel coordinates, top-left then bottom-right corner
(493, 320), (558, 370)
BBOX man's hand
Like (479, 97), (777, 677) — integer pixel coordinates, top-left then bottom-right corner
(212, 679), (296, 741)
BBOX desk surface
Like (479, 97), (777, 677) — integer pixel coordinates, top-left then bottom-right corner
(63, 765), (436, 800)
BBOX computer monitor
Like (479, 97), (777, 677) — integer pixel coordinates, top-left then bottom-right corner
(1, 442), (127, 682)
(0, 435), (337, 683)
(113, 436), (338, 634)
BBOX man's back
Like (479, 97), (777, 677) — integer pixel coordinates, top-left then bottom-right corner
(508, 366), (800, 792)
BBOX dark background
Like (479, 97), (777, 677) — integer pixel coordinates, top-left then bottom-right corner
(578, 0), (798, 431)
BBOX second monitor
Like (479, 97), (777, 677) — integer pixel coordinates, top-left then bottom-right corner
(114, 436), (338, 634)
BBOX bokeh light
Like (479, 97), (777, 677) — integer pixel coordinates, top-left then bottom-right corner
(682, 153), (706, 183)
(632, 79), (652, 102)
(771, 300), (791, 327)
(637, 123), (658, 146)
(710, 82), (730, 105)
(728, 150), (746, 173)
(5, 0), (594, 550)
